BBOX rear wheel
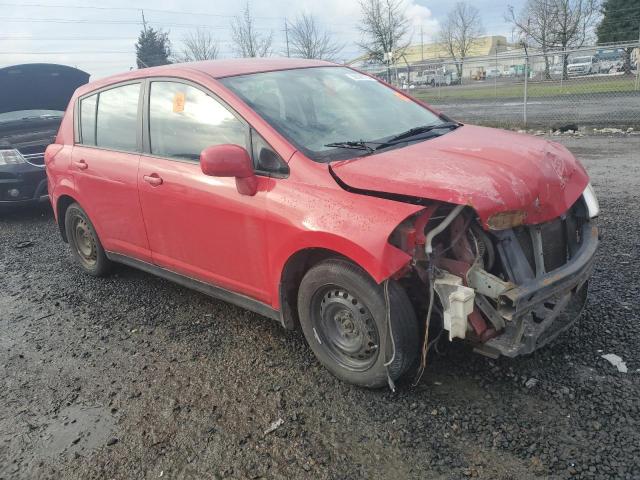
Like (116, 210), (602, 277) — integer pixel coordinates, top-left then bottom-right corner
(64, 203), (111, 276)
(297, 259), (419, 388)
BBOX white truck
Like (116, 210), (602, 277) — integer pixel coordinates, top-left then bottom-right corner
(567, 56), (598, 76)
(413, 67), (459, 87)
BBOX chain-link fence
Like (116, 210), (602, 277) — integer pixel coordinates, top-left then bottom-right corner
(358, 42), (640, 129)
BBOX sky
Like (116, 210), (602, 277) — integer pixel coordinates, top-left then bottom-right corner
(0, 0), (526, 79)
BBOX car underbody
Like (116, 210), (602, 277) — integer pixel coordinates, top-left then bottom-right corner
(390, 196), (599, 359)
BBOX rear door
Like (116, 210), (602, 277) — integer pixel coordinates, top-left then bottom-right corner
(137, 79), (272, 302)
(72, 82), (151, 262)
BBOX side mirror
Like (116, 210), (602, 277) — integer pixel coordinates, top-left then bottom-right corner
(200, 144), (258, 196)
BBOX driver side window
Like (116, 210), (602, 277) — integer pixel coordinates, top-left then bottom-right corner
(148, 81), (247, 161)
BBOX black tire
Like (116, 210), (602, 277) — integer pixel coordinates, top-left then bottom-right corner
(297, 259), (419, 388)
(64, 203), (111, 277)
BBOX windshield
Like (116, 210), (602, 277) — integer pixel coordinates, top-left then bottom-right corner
(0, 109), (64, 124)
(570, 57), (592, 64)
(221, 66), (443, 162)
(598, 51), (621, 61)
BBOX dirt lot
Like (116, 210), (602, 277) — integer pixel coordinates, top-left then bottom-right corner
(1, 134), (639, 480)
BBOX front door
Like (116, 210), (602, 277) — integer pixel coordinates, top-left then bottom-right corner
(137, 80), (271, 303)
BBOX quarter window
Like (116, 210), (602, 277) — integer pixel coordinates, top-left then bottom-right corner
(250, 130), (288, 176)
(79, 94), (97, 145)
(148, 81), (246, 161)
(95, 83), (140, 151)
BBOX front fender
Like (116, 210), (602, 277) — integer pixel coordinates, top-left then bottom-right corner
(264, 166), (423, 309)
(273, 230), (413, 287)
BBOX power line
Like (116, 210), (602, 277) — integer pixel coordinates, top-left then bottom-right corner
(0, 2), (283, 20)
(0, 16), (356, 34)
(0, 16), (235, 28)
(0, 2), (360, 27)
(0, 36), (138, 40)
(0, 51), (136, 54)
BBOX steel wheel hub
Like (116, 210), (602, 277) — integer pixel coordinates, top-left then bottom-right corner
(314, 287), (379, 372)
(73, 218), (97, 266)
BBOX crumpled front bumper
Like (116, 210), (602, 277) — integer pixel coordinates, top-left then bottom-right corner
(479, 223), (599, 357)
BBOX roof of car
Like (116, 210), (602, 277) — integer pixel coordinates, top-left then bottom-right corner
(180, 57), (335, 77)
(75, 58), (337, 96)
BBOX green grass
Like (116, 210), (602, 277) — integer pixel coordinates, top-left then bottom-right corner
(413, 76), (639, 102)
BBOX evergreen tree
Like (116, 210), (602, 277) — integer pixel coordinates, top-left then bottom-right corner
(135, 27), (171, 68)
(597, 0), (640, 74)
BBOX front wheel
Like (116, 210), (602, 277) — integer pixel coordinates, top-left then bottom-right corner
(297, 259), (419, 388)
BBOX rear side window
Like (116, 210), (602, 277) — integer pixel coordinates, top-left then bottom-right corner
(79, 94), (97, 145)
(148, 81), (246, 161)
(95, 83), (140, 151)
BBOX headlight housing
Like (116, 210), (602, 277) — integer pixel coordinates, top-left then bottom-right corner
(0, 149), (27, 166)
(582, 182), (599, 218)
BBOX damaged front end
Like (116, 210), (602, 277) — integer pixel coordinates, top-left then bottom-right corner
(390, 191), (599, 359)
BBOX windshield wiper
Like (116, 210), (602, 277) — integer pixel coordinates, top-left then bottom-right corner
(324, 140), (376, 153)
(325, 122), (460, 156)
(374, 121), (460, 151)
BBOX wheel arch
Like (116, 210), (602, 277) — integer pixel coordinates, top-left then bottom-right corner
(56, 194), (78, 242)
(278, 247), (350, 329)
(276, 233), (412, 329)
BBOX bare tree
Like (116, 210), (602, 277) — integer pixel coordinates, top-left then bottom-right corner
(288, 14), (343, 60)
(358, 0), (411, 69)
(549, 0), (599, 78)
(439, 2), (485, 79)
(231, 2), (273, 58)
(176, 29), (219, 62)
(507, 1), (556, 79)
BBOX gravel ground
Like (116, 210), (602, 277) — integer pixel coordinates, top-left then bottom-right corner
(1, 134), (639, 480)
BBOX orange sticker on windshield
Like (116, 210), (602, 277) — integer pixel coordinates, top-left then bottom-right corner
(173, 92), (186, 113)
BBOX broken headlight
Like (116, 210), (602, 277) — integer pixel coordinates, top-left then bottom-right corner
(582, 182), (599, 218)
(0, 149), (27, 166)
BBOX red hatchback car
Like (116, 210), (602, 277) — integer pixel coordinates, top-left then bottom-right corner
(46, 59), (599, 388)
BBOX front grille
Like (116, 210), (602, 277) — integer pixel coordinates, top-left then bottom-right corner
(513, 214), (580, 275)
(514, 227), (535, 271)
(541, 218), (567, 271)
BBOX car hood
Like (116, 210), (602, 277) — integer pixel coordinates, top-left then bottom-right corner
(329, 125), (589, 228)
(0, 63), (89, 114)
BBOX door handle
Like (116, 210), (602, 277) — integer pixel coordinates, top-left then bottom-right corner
(143, 174), (163, 186)
(73, 159), (88, 170)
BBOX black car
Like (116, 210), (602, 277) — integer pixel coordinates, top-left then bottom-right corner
(0, 63), (89, 209)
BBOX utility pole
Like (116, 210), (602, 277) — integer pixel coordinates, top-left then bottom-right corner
(141, 9), (147, 33)
(284, 19), (290, 58)
(420, 25), (424, 62)
(635, 23), (640, 91)
(388, 7), (393, 84)
(523, 41), (529, 128)
(494, 48), (498, 99)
